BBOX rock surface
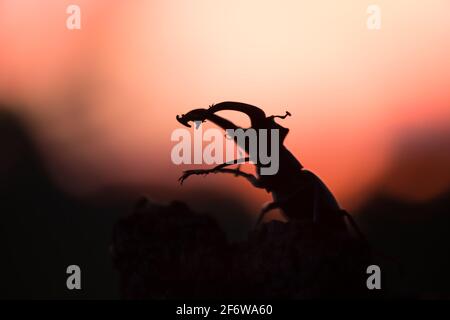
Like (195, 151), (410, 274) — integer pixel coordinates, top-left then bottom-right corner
(112, 199), (373, 299)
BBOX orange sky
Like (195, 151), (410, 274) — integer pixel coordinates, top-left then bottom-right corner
(0, 1), (449, 213)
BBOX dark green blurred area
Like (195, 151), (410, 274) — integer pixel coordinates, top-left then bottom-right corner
(356, 192), (450, 298)
(0, 111), (124, 299)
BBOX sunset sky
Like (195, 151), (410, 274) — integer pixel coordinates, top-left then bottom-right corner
(1, 0), (449, 215)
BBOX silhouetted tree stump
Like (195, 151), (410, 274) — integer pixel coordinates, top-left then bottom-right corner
(112, 199), (373, 299)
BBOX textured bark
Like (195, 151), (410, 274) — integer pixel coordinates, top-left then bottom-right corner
(112, 199), (373, 299)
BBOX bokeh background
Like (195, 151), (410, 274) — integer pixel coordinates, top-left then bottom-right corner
(0, 0), (449, 298)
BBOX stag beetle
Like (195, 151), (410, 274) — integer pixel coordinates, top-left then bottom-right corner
(177, 101), (353, 232)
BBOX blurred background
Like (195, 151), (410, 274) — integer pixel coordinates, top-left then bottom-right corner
(0, 0), (449, 298)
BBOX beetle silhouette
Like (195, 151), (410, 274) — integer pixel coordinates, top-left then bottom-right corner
(177, 101), (353, 232)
